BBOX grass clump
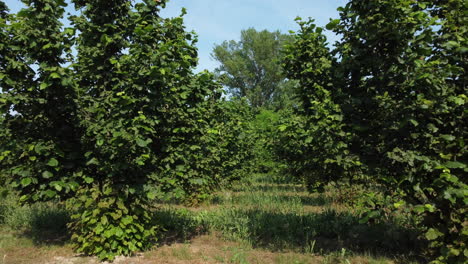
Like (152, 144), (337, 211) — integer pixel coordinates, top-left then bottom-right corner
(0, 187), (69, 244)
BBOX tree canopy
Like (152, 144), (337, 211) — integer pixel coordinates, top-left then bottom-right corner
(0, 0), (253, 260)
(278, 1), (467, 262)
(0, 0), (466, 263)
(212, 28), (294, 109)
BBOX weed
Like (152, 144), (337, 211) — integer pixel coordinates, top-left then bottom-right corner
(229, 247), (250, 264)
(171, 244), (192, 260)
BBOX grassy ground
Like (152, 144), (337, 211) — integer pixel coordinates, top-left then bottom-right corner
(0, 175), (423, 264)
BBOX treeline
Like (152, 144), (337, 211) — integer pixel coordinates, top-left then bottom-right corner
(0, 0), (466, 263)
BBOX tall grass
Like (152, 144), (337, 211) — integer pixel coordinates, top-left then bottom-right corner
(155, 174), (424, 262)
(0, 188), (69, 244)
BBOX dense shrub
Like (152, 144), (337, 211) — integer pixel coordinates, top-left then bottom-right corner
(250, 109), (281, 174)
(276, 19), (361, 191)
(210, 98), (256, 185)
(331, 1), (467, 262)
(282, 1), (467, 262)
(0, 0), (247, 260)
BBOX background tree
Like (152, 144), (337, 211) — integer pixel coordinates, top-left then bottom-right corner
(212, 28), (294, 109)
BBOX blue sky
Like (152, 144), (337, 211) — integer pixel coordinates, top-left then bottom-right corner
(3, 0), (346, 72)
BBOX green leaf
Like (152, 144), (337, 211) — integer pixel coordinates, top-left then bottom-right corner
(84, 177), (94, 184)
(19, 195), (29, 203)
(43, 190), (57, 198)
(326, 19), (340, 30)
(50, 72), (61, 79)
(278, 125), (288, 132)
(147, 191), (158, 200)
(101, 215), (108, 225)
(192, 178), (204, 185)
(51, 182), (63, 191)
(409, 119), (419, 126)
(63, 27), (75, 36)
(444, 161), (466, 169)
(440, 135), (455, 141)
(450, 96), (465, 105)
(104, 228), (115, 238)
(441, 173), (459, 183)
(114, 227), (124, 237)
(425, 228), (442, 240)
(47, 158), (59, 167)
(414, 205), (426, 213)
(449, 248), (460, 256)
(424, 204), (435, 213)
(42, 43), (52, 50)
(136, 138), (149, 147)
(393, 200), (405, 209)
(122, 215), (133, 226)
(445, 40), (459, 49)
(86, 158), (99, 166)
(21, 178), (32, 187)
(42, 171), (53, 179)
(95, 225), (104, 235)
(34, 144), (46, 154)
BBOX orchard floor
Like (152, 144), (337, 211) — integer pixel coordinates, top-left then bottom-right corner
(0, 175), (422, 264)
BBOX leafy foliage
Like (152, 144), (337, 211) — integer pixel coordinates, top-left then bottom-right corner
(250, 109), (281, 174)
(67, 186), (156, 260)
(0, 0), (82, 202)
(0, 0), (241, 260)
(209, 98), (256, 186)
(331, 1), (467, 262)
(212, 28), (295, 109)
(283, 0), (467, 262)
(153, 97), (256, 204)
(277, 19), (361, 191)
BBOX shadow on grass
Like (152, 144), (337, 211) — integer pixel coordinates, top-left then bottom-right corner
(18, 206), (197, 247)
(151, 205), (425, 262)
(153, 208), (208, 245)
(274, 194), (330, 206)
(18, 204), (71, 246)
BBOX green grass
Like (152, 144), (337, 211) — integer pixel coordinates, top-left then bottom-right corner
(0, 188), (69, 245)
(156, 174), (424, 263)
(0, 175), (424, 263)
